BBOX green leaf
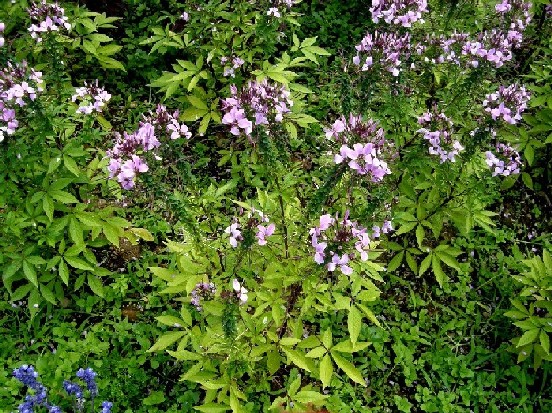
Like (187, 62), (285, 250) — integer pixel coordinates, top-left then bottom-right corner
(69, 218), (84, 249)
(63, 155), (80, 176)
(143, 391), (166, 406)
(293, 390), (328, 404)
(11, 284), (33, 301)
(305, 346), (326, 358)
(357, 303), (381, 327)
(387, 251), (404, 272)
(416, 225), (424, 248)
(103, 223), (121, 247)
(130, 227), (154, 241)
(322, 328), (332, 349)
(156, 315), (187, 327)
(40, 283), (57, 304)
(180, 107), (209, 122)
(43, 195), (54, 221)
(348, 305), (362, 345)
(436, 251), (461, 272)
(517, 329), (540, 347)
(282, 348), (311, 372)
(320, 354), (333, 388)
(50, 190), (79, 204)
(330, 351), (366, 386)
(59, 260), (69, 285)
(540, 330), (550, 354)
(148, 331), (187, 352)
(23, 261), (38, 288)
(87, 274), (104, 297)
(188, 96), (208, 110)
(194, 403), (230, 413)
(419, 254), (431, 276)
(431, 255), (447, 287)
(76, 212), (103, 228)
(65, 256), (95, 271)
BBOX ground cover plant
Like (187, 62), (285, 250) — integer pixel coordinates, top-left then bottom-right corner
(1, 0), (552, 412)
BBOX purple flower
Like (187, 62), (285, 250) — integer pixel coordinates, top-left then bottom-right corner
(310, 212), (388, 275)
(101, 401), (113, 413)
(72, 80), (111, 115)
(76, 368), (97, 397)
(233, 279), (248, 304)
(191, 282), (216, 311)
(483, 84), (529, 124)
(370, 0), (428, 27)
(28, 1), (71, 42)
(256, 223), (275, 245)
(353, 31), (411, 76)
(417, 111), (463, 162)
(221, 79), (293, 143)
(485, 142), (521, 176)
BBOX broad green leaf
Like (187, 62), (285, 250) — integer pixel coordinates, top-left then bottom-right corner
(293, 390), (328, 404)
(282, 348), (311, 372)
(65, 256), (95, 271)
(148, 331), (187, 352)
(43, 195), (54, 221)
(87, 274), (104, 297)
(305, 346), (326, 358)
(348, 305), (362, 345)
(432, 255), (447, 287)
(50, 190), (79, 204)
(517, 329), (540, 347)
(63, 155), (80, 176)
(540, 330), (550, 354)
(23, 261), (38, 288)
(59, 260), (69, 285)
(331, 351), (366, 386)
(320, 354), (333, 388)
(188, 96), (208, 110)
(156, 315), (187, 327)
(194, 404), (230, 413)
(40, 283), (57, 304)
(322, 328), (332, 349)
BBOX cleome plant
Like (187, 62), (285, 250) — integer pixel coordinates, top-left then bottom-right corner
(1, 0), (552, 412)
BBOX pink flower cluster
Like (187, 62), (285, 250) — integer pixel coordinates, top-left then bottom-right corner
(353, 31), (411, 76)
(28, 1), (71, 43)
(325, 114), (386, 145)
(334, 143), (392, 182)
(415, 1), (531, 69)
(267, 0), (295, 17)
(370, 0), (428, 27)
(221, 80), (293, 142)
(224, 208), (276, 248)
(310, 212), (391, 275)
(0, 61), (43, 142)
(326, 115), (392, 182)
(221, 56), (245, 78)
(485, 143), (521, 176)
(483, 84), (530, 124)
(71, 80), (111, 115)
(417, 111), (464, 163)
(190, 282), (216, 311)
(106, 105), (191, 189)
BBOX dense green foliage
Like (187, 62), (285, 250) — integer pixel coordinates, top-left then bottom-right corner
(1, 0), (552, 412)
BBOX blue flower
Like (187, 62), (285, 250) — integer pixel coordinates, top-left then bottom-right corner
(100, 401), (113, 413)
(76, 367), (98, 397)
(63, 380), (84, 400)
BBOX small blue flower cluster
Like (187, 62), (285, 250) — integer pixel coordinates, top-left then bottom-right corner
(13, 365), (113, 413)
